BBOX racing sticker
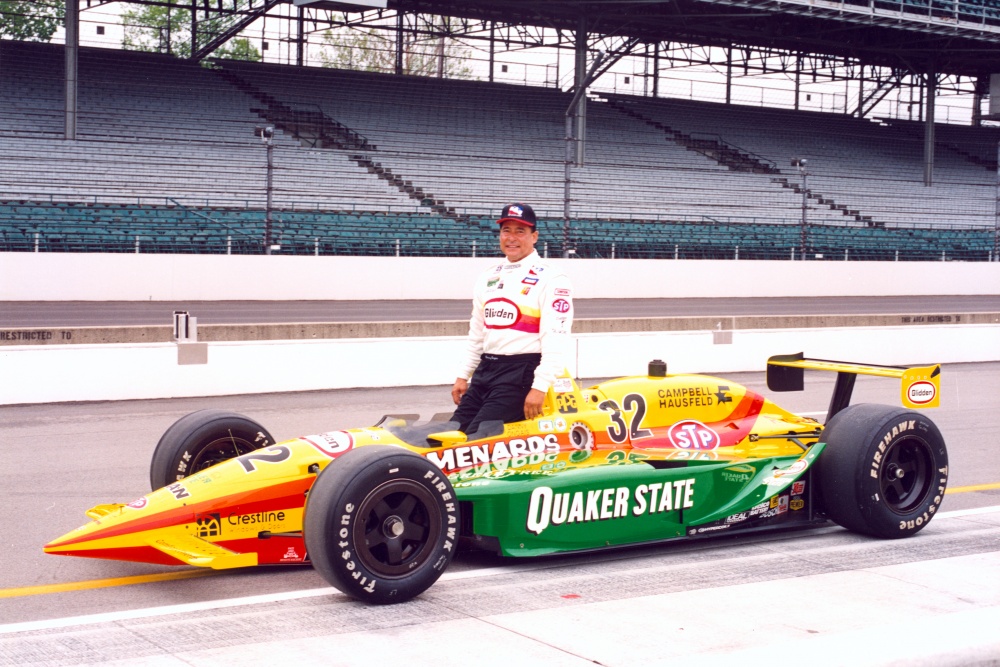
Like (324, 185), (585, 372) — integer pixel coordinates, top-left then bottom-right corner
(551, 298), (571, 313)
(484, 298), (521, 328)
(303, 431), (354, 458)
(667, 420), (721, 450)
(195, 513), (222, 538)
(901, 365), (941, 409)
(526, 478), (696, 535)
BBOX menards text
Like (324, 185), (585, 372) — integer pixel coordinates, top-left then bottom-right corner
(526, 478), (696, 535)
(427, 434), (559, 471)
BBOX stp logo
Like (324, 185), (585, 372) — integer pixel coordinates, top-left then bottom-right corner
(551, 298), (571, 313)
(668, 420), (720, 450)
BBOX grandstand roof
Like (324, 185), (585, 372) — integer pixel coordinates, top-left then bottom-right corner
(378, 0), (1000, 77)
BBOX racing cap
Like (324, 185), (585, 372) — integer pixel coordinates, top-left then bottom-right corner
(497, 203), (537, 228)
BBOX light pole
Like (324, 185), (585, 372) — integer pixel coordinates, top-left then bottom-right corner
(257, 125), (275, 254)
(792, 157), (808, 259)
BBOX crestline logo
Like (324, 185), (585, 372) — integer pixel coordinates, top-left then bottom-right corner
(526, 478), (696, 535)
(195, 513), (222, 538)
(484, 298), (520, 328)
(426, 434), (559, 471)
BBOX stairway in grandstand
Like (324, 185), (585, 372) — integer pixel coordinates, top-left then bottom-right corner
(212, 63), (472, 223)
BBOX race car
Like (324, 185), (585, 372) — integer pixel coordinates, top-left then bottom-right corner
(45, 353), (948, 604)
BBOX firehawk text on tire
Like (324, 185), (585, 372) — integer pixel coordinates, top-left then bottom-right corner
(816, 403), (948, 539)
(149, 410), (274, 490)
(304, 446), (459, 605)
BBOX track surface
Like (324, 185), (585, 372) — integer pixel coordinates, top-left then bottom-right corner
(2, 363), (999, 665)
(3, 295), (1000, 326)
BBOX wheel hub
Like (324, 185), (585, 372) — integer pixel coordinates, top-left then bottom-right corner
(383, 515), (405, 538)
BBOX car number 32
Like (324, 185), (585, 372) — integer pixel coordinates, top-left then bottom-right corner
(600, 394), (653, 444)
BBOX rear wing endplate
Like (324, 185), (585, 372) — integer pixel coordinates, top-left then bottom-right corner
(767, 353), (940, 418)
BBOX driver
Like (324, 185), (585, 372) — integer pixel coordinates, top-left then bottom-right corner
(449, 203), (574, 436)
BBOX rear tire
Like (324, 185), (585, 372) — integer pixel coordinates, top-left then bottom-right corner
(149, 410), (274, 490)
(816, 404), (948, 539)
(304, 446), (459, 604)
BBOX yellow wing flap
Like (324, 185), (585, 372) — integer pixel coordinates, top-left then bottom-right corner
(767, 353), (940, 409)
(85, 504), (127, 520)
(148, 533), (258, 569)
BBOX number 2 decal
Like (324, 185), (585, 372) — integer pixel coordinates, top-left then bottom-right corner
(237, 445), (292, 473)
(600, 394), (653, 443)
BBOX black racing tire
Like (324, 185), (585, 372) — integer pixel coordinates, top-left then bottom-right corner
(304, 446), (459, 605)
(149, 410), (275, 490)
(816, 403), (948, 539)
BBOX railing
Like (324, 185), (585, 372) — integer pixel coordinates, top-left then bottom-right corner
(1, 205), (994, 261)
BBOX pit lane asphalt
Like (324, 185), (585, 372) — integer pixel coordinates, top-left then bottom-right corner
(1, 363), (999, 665)
(3, 295), (1000, 327)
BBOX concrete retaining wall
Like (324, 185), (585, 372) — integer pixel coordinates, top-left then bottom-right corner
(3, 252), (999, 301)
(3, 323), (997, 405)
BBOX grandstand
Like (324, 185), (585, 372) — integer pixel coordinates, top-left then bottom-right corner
(0, 35), (996, 260)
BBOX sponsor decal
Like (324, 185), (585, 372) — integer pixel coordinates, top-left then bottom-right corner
(551, 298), (571, 313)
(426, 434), (559, 471)
(526, 478), (696, 535)
(657, 386), (718, 409)
(554, 417), (568, 430)
(725, 511), (749, 524)
(538, 419), (554, 432)
(906, 381), (936, 405)
(127, 497), (148, 510)
(691, 525), (731, 535)
(228, 510), (286, 526)
(791, 481), (806, 495)
(721, 470), (753, 484)
(484, 298), (521, 328)
(790, 499), (805, 511)
(280, 546), (304, 563)
(764, 459), (809, 484)
(303, 431), (354, 457)
(553, 377), (574, 393)
(487, 277), (500, 288)
(667, 420), (721, 450)
(554, 288), (571, 296)
(521, 287), (531, 295)
(195, 513), (222, 538)
(715, 386), (733, 403)
(522, 276), (539, 285)
(167, 482), (190, 500)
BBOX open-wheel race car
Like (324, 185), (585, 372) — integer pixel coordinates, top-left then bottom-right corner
(45, 353), (948, 604)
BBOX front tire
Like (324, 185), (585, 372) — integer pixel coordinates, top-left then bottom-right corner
(817, 404), (948, 539)
(149, 410), (274, 490)
(304, 447), (459, 604)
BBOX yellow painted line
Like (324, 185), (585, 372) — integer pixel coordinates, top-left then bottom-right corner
(946, 482), (1000, 495)
(0, 569), (216, 599)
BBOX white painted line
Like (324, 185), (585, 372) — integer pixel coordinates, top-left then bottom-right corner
(5, 504), (998, 636)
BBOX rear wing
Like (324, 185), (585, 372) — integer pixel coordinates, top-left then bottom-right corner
(767, 353), (940, 419)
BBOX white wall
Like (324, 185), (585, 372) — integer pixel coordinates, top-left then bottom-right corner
(3, 324), (997, 405)
(2, 252), (999, 300)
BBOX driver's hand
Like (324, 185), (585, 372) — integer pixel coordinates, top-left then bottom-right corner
(451, 378), (468, 405)
(523, 388), (545, 420)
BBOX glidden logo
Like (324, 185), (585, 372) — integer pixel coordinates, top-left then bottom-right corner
(907, 381), (936, 405)
(484, 298), (520, 328)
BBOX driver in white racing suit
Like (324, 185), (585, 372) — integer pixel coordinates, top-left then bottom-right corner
(450, 203), (574, 436)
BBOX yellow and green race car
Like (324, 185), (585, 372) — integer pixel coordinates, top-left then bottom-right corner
(45, 353), (947, 604)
